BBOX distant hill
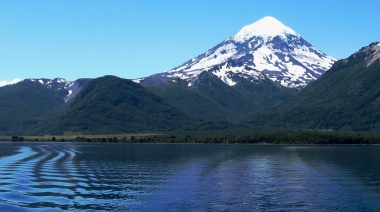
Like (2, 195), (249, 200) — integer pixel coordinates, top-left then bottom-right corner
(246, 42), (380, 131)
(0, 80), (66, 135)
(0, 75), (231, 135)
(37, 75), (225, 135)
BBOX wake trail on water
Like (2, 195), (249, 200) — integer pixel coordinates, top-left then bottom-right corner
(0, 144), (85, 210)
(0, 143), (169, 210)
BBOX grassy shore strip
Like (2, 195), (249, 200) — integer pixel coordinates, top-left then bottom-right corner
(1, 130), (380, 144)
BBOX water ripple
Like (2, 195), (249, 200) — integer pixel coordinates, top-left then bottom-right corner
(0, 143), (379, 210)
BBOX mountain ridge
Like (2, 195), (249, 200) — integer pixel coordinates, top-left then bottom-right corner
(246, 42), (380, 131)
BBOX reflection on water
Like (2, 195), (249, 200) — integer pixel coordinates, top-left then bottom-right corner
(0, 143), (379, 211)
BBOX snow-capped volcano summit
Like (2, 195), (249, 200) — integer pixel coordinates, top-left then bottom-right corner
(232, 16), (297, 43)
(140, 16), (336, 89)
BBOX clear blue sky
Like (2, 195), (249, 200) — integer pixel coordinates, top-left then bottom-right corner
(1, 0), (379, 83)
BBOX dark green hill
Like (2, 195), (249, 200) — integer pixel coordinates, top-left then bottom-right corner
(146, 71), (296, 122)
(0, 81), (66, 135)
(40, 75), (212, 134)
(247, 42), (380, 131)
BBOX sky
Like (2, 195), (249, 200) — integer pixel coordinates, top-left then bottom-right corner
(1, 0), (379, 85)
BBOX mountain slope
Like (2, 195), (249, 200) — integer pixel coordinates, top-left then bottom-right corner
(246, 42), (380, 131)
(0, 80), (67, 135)
(140, 16), (336, 89)
(38, 76), (209, 134)
(147, 70), (296, 122)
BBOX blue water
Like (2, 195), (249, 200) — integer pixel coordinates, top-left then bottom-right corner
(0, 143), (379, 211)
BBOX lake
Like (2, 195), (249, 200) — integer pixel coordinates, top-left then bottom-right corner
(0, 143), (379, 211)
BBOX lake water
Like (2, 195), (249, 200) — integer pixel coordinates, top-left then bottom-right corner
(0, 143), (379, 211)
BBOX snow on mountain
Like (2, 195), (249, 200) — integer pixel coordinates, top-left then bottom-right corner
(27, 78), (90, 102)
(232, 16), (297, 43)
(141, 16), (336, 89)
(0, 78), (22, 87)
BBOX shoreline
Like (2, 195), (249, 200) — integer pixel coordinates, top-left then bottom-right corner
(1, 130), (379, 145)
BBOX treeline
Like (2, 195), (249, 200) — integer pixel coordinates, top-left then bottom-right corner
(4, 131), (380, 144)
(142, 132), (380, 144)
